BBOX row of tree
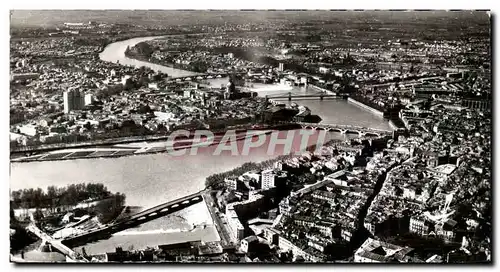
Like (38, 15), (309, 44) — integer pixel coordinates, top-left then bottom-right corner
(10, 183), (121, 210)
(205, 155), (291, 189)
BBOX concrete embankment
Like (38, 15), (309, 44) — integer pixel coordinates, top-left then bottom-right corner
(11, 130), (277, 163)
(11, 124), (297, 156)
(389, 119), (406, 130)
(309, 84), (337, 95)
(347, 97), (384, 117)
(389, 120), (398, 130)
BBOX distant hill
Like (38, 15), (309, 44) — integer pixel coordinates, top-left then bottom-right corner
(10, 10), (490, 28)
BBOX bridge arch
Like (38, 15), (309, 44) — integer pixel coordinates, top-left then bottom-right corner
(365, 132), (380, 137)
(345, 130), (360, 135)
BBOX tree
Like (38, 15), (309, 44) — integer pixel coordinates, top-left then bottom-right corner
(33, 209), (44, 222)
(299, 173), (316, 184)
(137, 104), (152, 114)
(46, 186), (58, 209)
(11, 191), (22, 209)
(83, 121), (92, 131)
(10, 207), (17, 224)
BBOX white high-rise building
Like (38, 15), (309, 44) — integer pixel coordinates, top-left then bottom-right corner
(261, 169), (276, 190)
(84, 93), (94, 106)
(278, 63), (284, 72)
(63, 89), (84, 113)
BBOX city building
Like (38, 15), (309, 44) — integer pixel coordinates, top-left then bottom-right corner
(354, 238), (421, 263)
(225, 177), (238, 191)
(225, 205), (245, 241)
(240, 236), (259, 253)
(10, 72), (39, 82)
(278, 63), (284, 72)
(84, 94), (94, 106)
(63, 89), (84, 113)
(261, 169), (276, 190)
(18, 124), (38, 137)
(409, 215), (432, 236)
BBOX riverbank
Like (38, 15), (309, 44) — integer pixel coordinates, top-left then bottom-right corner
(73, 225), (219, 256)
(11, 129), (278, 163)
(124, 49), (199, 75)
(11, 122), (299, 154)
(347, 97), (385, 118)
(71, 199), (219, 256)
(309, 84), (337, 96)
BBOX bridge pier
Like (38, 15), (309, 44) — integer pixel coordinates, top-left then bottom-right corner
(295, 122), (392, 137)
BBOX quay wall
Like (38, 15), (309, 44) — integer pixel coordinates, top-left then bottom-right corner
(388, 120), (399, 131)
(11, 124), (294, 155)
(347, 97), (384, 118)
(309, 84), (336, 95)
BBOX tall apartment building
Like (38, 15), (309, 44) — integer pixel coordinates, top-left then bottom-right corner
(278, 62), (285, 72)
(63, 89), (84, 114)
(261, 169), (276, 190)
(84, 93), (94, 106)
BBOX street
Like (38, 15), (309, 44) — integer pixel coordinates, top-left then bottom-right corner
(202, 191), (234, 247)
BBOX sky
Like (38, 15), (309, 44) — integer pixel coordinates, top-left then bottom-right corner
(10, 10), (490, 28)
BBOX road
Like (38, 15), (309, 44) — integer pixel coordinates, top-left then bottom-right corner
(27, 224), (88, 262)
(203, 191), (234, 248)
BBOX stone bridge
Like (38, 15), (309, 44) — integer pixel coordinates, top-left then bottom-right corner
(265, 93), (339, 101)
(297, 122), (392, 137)
(169, 72), (247, 82)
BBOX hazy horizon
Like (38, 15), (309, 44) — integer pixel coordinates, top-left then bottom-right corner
(10, 10), (490, 28)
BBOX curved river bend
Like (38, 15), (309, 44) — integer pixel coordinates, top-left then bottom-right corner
(11, 36), (391, 208)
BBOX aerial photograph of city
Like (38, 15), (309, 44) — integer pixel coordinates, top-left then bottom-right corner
(8, 9), (492, 264)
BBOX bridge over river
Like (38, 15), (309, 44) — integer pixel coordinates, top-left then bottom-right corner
(168, 72), (246, 82)
(265, 93), (340, 102)
(60, 191), (204, 247)
(297, 122), (393, 137)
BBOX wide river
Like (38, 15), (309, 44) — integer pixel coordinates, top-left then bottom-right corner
(10, 36), (391, 209)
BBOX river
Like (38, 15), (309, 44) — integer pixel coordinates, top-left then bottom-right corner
(98, 36), (199, 78)
(10, 36), (391, 253)
(11, 35), (391, 206)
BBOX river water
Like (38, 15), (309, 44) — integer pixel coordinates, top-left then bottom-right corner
(10, 36), (391, 252)
(11, 35), (391, 206)
(98, 36), (199, 78)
